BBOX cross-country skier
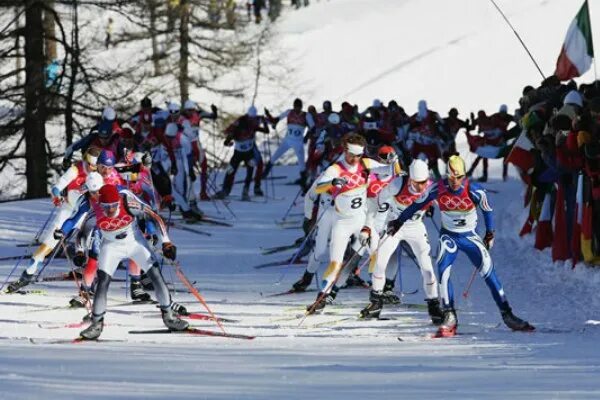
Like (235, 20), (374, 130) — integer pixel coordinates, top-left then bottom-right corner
(262, 98), (315, 183)
(387, 155), (534, 336)
(215, 106), (270, 200)
(6, 147), (101, 293)
(359, 158), (442, 323)
(57, 184), (188, 340)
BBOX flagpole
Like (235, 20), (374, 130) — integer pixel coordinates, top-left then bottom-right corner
(489, 0), (546, 80)
(586, 0), (598, 82)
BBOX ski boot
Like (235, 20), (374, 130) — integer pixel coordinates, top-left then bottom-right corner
(140, 270), (155, 291)
(306, 292), (328, 315)
(501, 307), (535, 331)
(213, 190), (229, 200)
(292, 271), (314, 292)
(359, 290), (384, 319)
(382, 279), (400, 304)
(171, 302), (188, 316)
(254, 186), (264, 197)
(190, 201), (204, 218)
(130, 280), (152, 302)
(426, 298), (444, 326)
(326, 287), (338, 304)
(345, 273), (369, 288)
(241, 185), (251, 201)
(161, 306), (189, 331)
(6, 269), (36, 293)
(435, 308), (458, 337)
(181, 209), (199, 222)
(69, 286), (93, 308)
(80, 317), (104, 340)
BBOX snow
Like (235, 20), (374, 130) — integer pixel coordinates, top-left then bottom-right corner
(1, 0), (600, 398)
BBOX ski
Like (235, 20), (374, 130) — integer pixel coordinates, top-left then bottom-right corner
(128, 327), (255, 340)
(262, 288), (317, 297)
(168, 222), (212, 236)
(180, 312), (239, 323)
(253, 258), (306, 269)
(29, 337), (127, 344)
(0, 255), (27, 261)
(260, 243), (299, 255)
(16, 242), (40, 248)
(196, 217), (233, 227)
(38, 321), (89, 330)
(111, 300), (159, 307)
(235, 175), (286, 184)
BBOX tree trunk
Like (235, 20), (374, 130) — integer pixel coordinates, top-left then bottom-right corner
(64, 0), (78, 147)
(178, 0), (189, 104)
(15, 7), (22, 87)
(148, 0), (161, 76)
(24, 0), (48, 198)
(43, 0), (57, 63)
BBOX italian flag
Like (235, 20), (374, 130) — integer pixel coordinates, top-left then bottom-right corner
(555, 1), (594, 81)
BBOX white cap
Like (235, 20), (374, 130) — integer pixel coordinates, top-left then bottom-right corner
(183, 100), (197, 110)
(165, 122), (179, 137)
(247, 106), (257, 117)
(85, 172), (104, 192)
(499, 104), (508, 113)
(409, 159), (429, 181)
(102, 106), (116, 121)
(564, 90), (583, 107)
(328, 113), (340, 125)
(167, 102), (181, 114)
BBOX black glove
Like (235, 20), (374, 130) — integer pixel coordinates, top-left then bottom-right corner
(73, 251), (87, 267)
(302, 217), (315, 235)
(224, 138), (233, 147)
(386, 219), (403, 236)
(426, 205), (435, 218)
(211, 104), (218, 119)
(162, 242), (177, 260)
(62, 158), (72, 170)
(170, 164), (178, 176)
(359, 226), (371, 246)
(483, 231), (495, 250)
(331, 177), (348, 187)
(53, 229), (65, 241)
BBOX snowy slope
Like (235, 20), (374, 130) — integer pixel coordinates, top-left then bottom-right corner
(1, 1), (600, 398)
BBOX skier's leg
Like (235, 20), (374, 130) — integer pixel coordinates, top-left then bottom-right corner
(320, 217), (362, 294)
(436, 234), (459, 309)
(371, 231), (401, 292)
(405, 225), (438, 299)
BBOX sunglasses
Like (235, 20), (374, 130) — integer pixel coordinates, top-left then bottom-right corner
(100, 202), (119, 212)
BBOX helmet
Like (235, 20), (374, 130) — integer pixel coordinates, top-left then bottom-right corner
(183, 100), (197, 110)
(564, 90), (583, 107)
(167, 102), (180, 114)
(247, 105), (257, 117)
(165, 122), (179, 137)
(97, 120), (113, 139)
(98, 150), (116, 167)
(372, 99), (382, 108)
(323, 100), (332, 112)
(449, 108), (458, 117)
(85, 172), (104, 193)
(293, 98), (303, 109)
(328, 113), (340, 125)
(102, 106), (116, 121)
(120, 122), (135, 139)
(409, 159), (429, 181)
(99, 184), (120, 204)
(447, 155), (466, 178)
(377, 145), (397, 164)
(499, 104), (508, 113)
(141, 97), (152, 109)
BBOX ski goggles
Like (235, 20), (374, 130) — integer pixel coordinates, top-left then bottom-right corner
(100, 201), (119, 212)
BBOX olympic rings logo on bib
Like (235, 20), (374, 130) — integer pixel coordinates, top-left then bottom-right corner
(439, 194), (474, 211)
(98, 215), (133, 231)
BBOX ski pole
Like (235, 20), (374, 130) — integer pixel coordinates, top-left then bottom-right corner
(170, 259), (226, 333)
(61, 239), (92, 312)
(0, 206), (58, 292)
(280, 188), (303, 221)
(462, 268), (478, 299)
(299, 244), (365, 327)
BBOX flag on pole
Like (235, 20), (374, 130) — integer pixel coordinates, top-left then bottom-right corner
(554, 1), (594, 81)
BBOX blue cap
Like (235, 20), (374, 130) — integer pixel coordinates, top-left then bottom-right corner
(98, 150), (116, 167)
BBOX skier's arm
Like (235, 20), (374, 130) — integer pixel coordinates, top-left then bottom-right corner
(53, 165), (80, 194)
(397, 184), (437, 223)
(315, 165), (341, 194)
(64, 133), (96, 161)
(306, 113), (315, 129)
(123, 190), (171, 243)
(59, 196), (92, 236)
(256, 117), (270, 133)
(468, 182), (494, 232)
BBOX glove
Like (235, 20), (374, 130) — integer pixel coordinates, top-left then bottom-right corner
(210, 104), (218, 119)
(386, 219), (403, 236)
(331, 177), (348, 187)
(51, 187), (63, 206)
(302, 217), (315, 235)
(170, 164), (178, 176)
(162, 242), (177, 260)
(73, 251), (87, 267)
(359, 226), (371, 246)
(425, 205), (435, 218)
(53, 229), (65, 241)
(142, 152), (152, 167)
(483, 231), (495, 250)
(224, 139), (233, 147)
(62, 158), (72, 170)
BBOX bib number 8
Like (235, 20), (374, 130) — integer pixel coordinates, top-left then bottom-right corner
(351, 198), (363, 209)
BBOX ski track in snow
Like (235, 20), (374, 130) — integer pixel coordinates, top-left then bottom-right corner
(0, 167), (599, 399)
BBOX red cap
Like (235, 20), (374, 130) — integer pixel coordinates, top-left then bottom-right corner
(99, 184), (120, 204)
